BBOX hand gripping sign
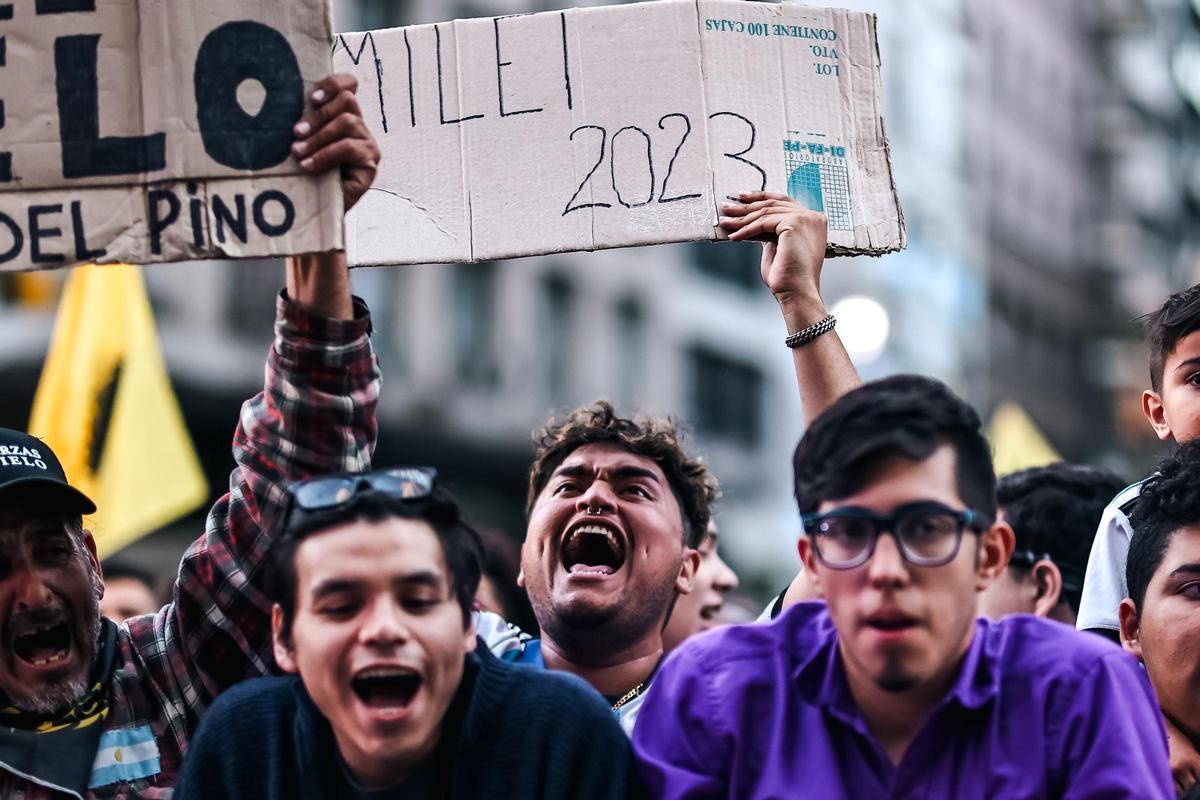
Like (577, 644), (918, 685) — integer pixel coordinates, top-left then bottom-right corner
(0, 0), (342, 272)
(335, 0), (905, 266)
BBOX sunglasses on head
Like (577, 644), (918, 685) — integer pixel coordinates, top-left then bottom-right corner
(287, 466), (438, 514)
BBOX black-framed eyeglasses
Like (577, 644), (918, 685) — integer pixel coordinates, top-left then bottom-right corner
(288, 466), (438, 514)
(801, 501), (990, 570)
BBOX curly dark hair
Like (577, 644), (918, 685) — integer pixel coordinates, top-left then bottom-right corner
(998, 463), (1126, 614)
(1127, 440), (1200, 610)
(793, 375), (996, 520)
(1143, 283), (1200, 393)
(526, 401), (719, 548)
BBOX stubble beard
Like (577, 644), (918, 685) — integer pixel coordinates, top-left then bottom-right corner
(10, 567), (102, 716)
(534, 573), (679, 665)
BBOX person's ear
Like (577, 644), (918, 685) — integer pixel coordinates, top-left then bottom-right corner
(797, 537), (823, 596)
(1118, 598), (1144, 660)
(1030, 560), (1064, 618)
(674, 546), (701, 595)
(81, 529), (104, 599)
(976, 520), (1015, 590)
(271, 604), (299, 673)
(1143, 389), (1174, 441)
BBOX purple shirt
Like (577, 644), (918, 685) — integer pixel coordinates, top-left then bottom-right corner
(634, 602), (1173, 799)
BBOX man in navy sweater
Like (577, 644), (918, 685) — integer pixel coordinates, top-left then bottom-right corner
(176, 468), (638, 800)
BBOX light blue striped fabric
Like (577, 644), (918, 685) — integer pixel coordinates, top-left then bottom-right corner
(88, 725), (160, 788)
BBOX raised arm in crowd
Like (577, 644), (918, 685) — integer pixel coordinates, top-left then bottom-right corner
(0, 73), (379, 799)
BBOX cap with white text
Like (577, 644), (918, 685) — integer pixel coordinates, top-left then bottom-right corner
(0, 428), (96, 514)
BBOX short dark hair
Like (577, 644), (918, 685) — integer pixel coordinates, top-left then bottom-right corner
(793, 375), (996, 520)
(997, 463), (1126, 614)
(1144, 284), (1200, 393)
(526, 401), (719, 548)
(1127, 441), (1200, 611)
(267, 485), (484, 645)
(99, 560), (157, 591)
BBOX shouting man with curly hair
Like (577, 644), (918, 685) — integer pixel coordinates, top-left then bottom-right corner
(477, 401), (719, 735)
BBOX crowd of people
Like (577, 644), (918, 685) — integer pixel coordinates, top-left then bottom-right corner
(0, 72), (1197, 799)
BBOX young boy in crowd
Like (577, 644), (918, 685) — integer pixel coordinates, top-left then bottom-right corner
(1120, 442), (1200, 795)
(1076, 285), (1200, 785)
(977, 464), (1125, 624)
(634, 376), (1173, 798)
(1079, 285), (1200, 637)
(176, 469), (638, 800)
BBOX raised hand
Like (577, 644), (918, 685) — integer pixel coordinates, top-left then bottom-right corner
(292, 74), (380, 212)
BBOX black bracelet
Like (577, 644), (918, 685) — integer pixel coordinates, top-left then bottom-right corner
(785, 314), (836, 348)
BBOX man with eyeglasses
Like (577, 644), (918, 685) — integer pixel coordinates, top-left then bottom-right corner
(176, 469), (639, 800)
(978, 464), (1126, 625)
(633, 375), (1173, 798)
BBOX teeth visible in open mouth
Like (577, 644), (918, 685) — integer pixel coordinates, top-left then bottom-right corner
(12, 620), (72, 667)
(352, 666), (421, 709)
(356, 666), (414, 680)
(561, 524), (626, 575)
(31, 649), (69, 666)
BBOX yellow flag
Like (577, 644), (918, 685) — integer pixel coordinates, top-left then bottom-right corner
(28, 264), (207, 557)
(987, 402), (1062, 477)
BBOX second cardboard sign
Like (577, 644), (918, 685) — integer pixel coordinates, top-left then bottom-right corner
(336, 0), (905, 266)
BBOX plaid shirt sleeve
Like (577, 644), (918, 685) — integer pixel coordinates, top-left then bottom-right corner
(156, 291), (379, 727)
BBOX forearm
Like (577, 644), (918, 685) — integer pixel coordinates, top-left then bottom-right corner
(286, 251), (354, 321)
(777, 292), (861, 426)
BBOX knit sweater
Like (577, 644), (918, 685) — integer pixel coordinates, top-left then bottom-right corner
(175, 645), (642, 800)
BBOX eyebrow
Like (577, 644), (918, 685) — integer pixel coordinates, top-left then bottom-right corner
(553, 463), (663, 484)
(1173, 357), (1200, 375)
(1168, 563), (1200, 579)
(309, 571), (446, 600)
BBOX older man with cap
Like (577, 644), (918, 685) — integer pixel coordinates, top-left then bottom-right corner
(0, 74), (380, 799)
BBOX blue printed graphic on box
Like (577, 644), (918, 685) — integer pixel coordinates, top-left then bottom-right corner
(784, 137), (853, 231)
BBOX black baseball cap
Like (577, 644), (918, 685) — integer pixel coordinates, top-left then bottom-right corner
(0, 428), (96, 514)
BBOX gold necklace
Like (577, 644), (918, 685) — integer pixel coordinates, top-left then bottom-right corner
(610, 682), (646, 712)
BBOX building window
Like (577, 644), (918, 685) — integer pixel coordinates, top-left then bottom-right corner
(614, 295), (644, 408)
(541, 273), (574, 405)
(689, 345), (764, 446)
(453, 262), (500, 387)
(688, 240), (761, 290)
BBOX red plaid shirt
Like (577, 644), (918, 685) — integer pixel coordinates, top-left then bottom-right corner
(0, 294), (379, 800)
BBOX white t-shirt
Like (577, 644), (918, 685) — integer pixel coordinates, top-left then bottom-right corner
(1075, 480), (1145, 634)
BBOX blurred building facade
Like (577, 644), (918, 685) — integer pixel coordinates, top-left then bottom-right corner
(1, 0), (1197, 591)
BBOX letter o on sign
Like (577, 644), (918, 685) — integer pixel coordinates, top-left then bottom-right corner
(194, 21), (304, 170)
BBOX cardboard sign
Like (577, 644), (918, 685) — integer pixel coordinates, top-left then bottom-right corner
(336, 0), (904, 266)
(0, 0), (343, 272)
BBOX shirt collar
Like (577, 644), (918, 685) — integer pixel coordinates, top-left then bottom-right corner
(946, 617), (1000, 710)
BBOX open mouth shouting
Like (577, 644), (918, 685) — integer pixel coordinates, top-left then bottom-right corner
(351, 665), (422, 722)
(10, 610), (76, 673)
(559, 522), (628, 578)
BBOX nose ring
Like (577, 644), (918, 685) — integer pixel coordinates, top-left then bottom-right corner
(586, 503), (603, 515)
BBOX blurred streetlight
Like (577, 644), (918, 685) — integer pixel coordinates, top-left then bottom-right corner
(831, 295), (890, 365)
